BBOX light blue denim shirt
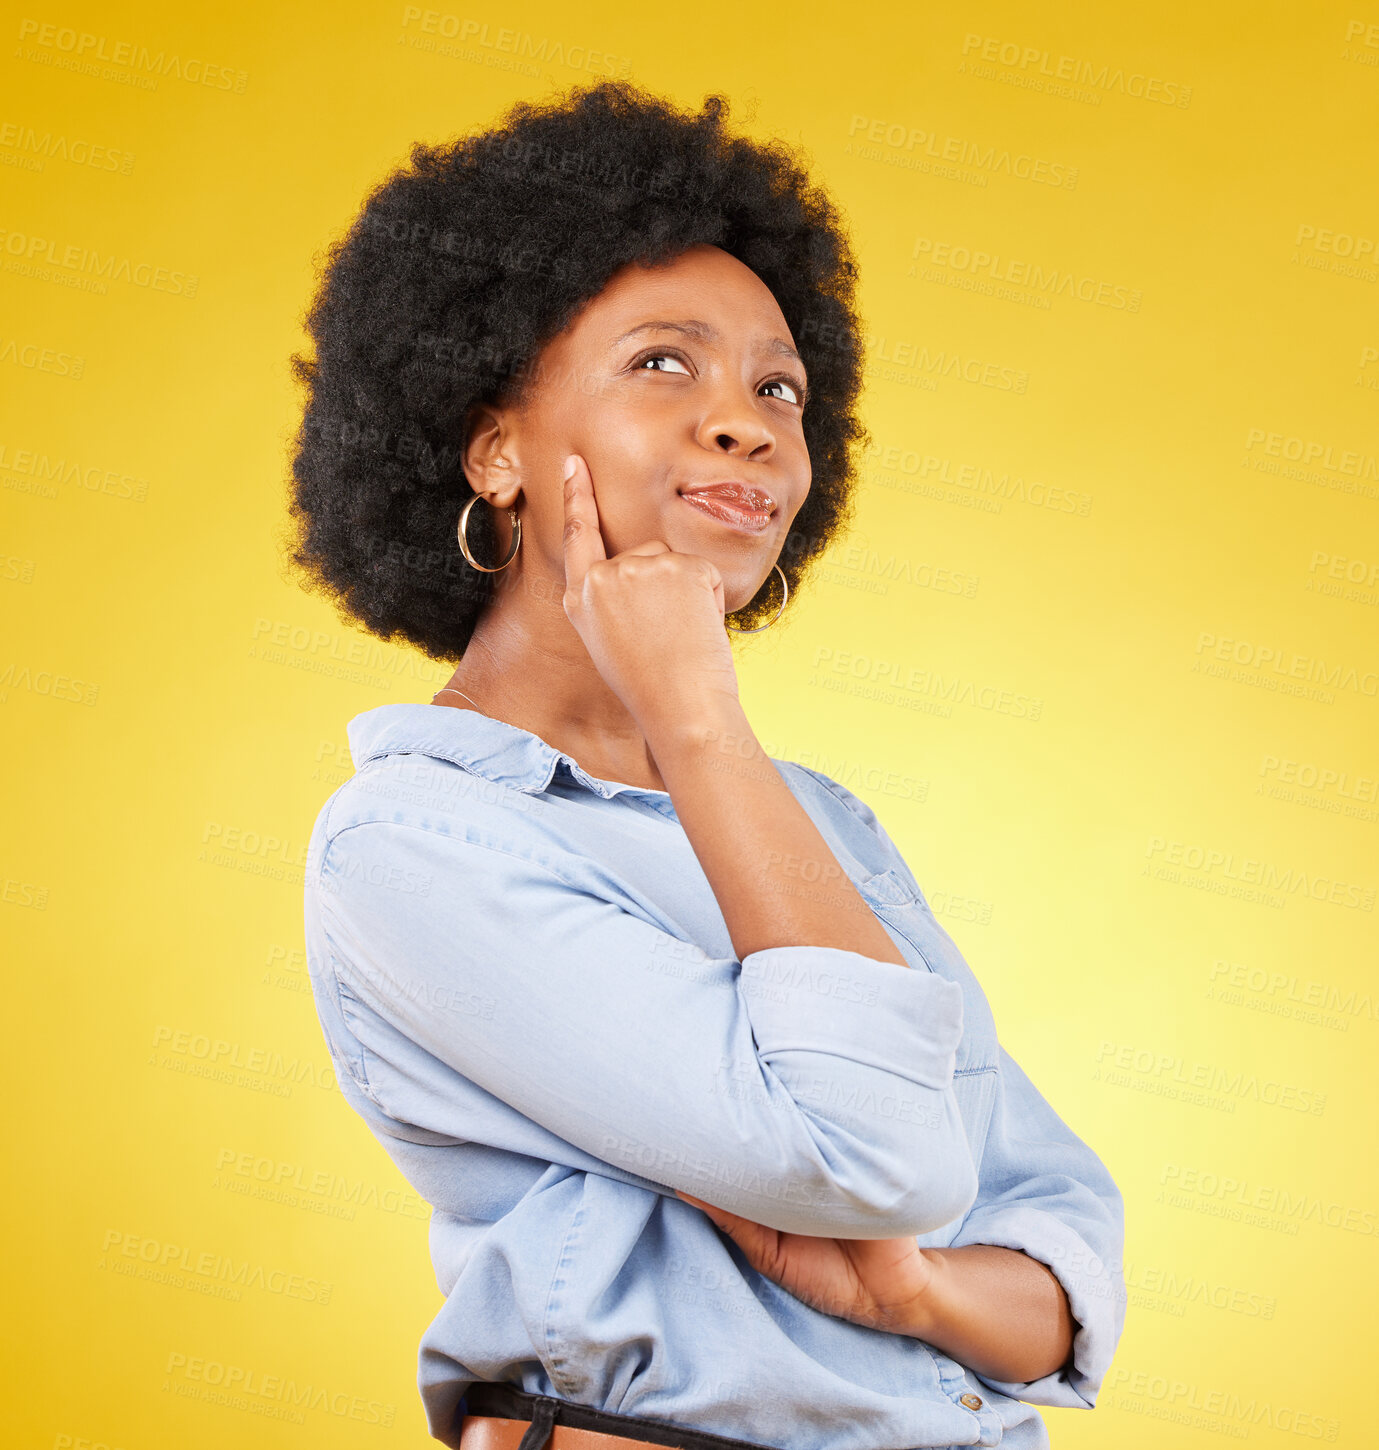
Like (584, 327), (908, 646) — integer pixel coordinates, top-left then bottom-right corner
(302, 703), (1125, 1450)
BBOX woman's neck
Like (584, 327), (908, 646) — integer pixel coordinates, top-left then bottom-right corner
(434, 605), (668, 792)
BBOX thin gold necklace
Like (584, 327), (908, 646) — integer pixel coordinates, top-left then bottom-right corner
(433, 687), (485, 713)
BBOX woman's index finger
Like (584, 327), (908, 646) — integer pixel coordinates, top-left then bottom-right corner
(561, 453), (606, 592)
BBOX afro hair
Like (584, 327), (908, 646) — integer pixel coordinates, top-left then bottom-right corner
(286, 78), (871, 660)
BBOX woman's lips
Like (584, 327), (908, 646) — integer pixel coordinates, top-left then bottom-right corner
(678, 490), (775, 534)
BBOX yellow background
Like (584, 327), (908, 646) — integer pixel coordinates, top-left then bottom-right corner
(4, 1), (1377, 1445)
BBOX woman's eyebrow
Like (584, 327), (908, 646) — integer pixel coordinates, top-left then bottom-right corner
(611, 318), (806, 371)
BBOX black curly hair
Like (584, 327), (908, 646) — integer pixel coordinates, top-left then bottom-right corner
(286, 78), (871, 661)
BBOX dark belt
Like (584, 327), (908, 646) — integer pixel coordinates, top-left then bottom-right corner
(457, 1382), (782, 1450)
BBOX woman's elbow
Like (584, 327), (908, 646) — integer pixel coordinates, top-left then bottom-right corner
(789, 1116), (980, 1238)
(885, 1143), (980, 1236)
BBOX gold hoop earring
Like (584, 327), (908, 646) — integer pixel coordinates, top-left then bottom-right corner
(726, 563), (789, 634)
(457, 493), (521, 572)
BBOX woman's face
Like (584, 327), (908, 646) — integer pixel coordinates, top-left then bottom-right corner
(466, 242), (812, 614)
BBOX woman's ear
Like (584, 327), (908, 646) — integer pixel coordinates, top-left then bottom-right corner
(461, 402), (523, 509)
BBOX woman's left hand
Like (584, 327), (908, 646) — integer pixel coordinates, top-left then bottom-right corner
(674, 1189), (934, 1335)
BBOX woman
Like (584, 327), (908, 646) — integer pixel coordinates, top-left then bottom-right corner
(291, 79), (1125, 1450)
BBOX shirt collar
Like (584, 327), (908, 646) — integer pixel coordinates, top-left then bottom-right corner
(346, 702), (673, 801)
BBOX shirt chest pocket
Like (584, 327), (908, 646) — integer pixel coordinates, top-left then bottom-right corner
(856, 867), (1000, 1087)
(948, 1065), (998, 1166)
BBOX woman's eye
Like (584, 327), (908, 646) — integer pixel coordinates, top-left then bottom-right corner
(631, 350), (806, 407)
(634, 351), (691, 376)
(761, 378), (805, 406)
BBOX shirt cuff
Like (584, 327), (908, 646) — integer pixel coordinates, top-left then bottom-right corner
(738, 945), (965, 1091)
(948, 1203), (1127, 1408)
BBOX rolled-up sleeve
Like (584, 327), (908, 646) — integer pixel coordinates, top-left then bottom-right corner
(947, 1045), (1126, 1409)
(309, 819), (979, 1238)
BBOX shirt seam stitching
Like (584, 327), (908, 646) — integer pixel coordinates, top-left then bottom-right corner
(323, 816), (594, 893)
(323, 815), (911, 929)
(309, 830), (399, 1114)
(542, 1195), (586, 1399)
(318, 930), (387, 1111)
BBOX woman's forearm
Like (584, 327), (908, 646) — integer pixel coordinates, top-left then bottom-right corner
(649, 705), (1070, 1380)
(895, 1245), (1075, 1384)
(645, 698), (908, 968)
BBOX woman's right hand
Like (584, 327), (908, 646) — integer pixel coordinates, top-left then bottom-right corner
(673, 1190), (937, 1336)
(561, 453), (744, 730)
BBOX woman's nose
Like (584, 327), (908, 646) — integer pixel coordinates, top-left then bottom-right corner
(694, 387), (777, 458)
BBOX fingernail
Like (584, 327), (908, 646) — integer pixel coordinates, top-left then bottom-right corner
(563, 455), (577, 482)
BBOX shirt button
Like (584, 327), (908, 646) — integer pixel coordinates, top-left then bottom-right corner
(960, 1393), (984, 1411)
